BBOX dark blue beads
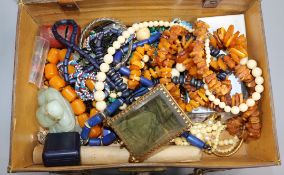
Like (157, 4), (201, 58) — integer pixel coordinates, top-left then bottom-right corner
(181, 132), (210, 150)
(189, 77), (204, 89)
(217, 70), (231, 81)
(210, 46), (220, 57)
(172, 74), (185, 85)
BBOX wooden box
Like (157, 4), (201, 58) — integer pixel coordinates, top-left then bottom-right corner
(9, 0), (280, 172)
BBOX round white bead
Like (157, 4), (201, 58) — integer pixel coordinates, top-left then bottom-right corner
(240, 57), (248, 65)
(117, 92), (122, 97)
(138, 23), (144, 29)
(229, 139), (234, 145)
(103, 54), (113, 64)
(246, 98), (255, 107)
(255, 84), (264, 93)
(212, 125), (218, 131)
(122, 31), (130, 38)
(97, 72), (106, 82)
(213, 98), (220, 105)
(159, 20), (164, 26)
(219, 102), (226, 109)
(231, 106), (240, 115)
(171, 68), (180, 78)
(119, 103), (127, 110)
(94, 90), (105, 102)
(107, 47), (116, 55)
(142, 55), (150, 63)
(252, 67), (262, 77)
(113, 41), (121, 49)
(196, 133), (203, 140)
(208, 95), (215, 101)
(255, 76), (264, 85)
(100, 63), (110, 72)
(252, 92), (261, 101)
(148, 21), (154, 27)
(239, 103), (248, 112)
(136, 27), (151, 41)
(190, 128), (197, 135)
(204, 136), (211, 141)
(96, 101), (107, 112)
(247, 59), (257, 69)
(143, 21), (149, 27)
(164, 21), (170, 27)
(132, 23), (140, 31)
(127, 27), (135, 34)
(94, 81), (104, 91)
(205, 90), (211, 96)
(206, 126), (212, 133)
(176, 63), (186, 72)
(109, 92), (117, 98)
(224, 106), (231, 113)
(204, 84), (208, 90)
(153, 21), (159, 26)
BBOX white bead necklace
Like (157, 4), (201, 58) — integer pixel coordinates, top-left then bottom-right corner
(204, 39), (264, 114)
(94, 20), (193, 111)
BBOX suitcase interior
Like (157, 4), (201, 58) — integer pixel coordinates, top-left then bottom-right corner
(8, 0), (280, 172)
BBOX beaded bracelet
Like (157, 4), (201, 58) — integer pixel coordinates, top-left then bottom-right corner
(203, 27), (264, 114)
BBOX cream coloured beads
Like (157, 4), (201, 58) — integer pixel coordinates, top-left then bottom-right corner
(240, 57), (248, 65)
(94, 81), (104, 91)
(255, 84), (264, 93)
(247, 59), (257, 69)
(171, 68), (180, 78)
(95, 101), (106, 112)
(255, 76), (264, 85)
(246, 98), (255, 107)
(136, 27), (151, 41)
(142, 55), (150, 63)
(176, 63), (186, 72)
(97, 72), (106, 82)
(103, 54), (113, 64)
(99, 63), (110, 72)
(94, 91), (105, 102)
(239, 103), (248, 112)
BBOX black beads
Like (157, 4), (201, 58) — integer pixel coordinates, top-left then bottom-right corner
(210, 46), (220, 57)
(172, 76), (179, 84)
(172, 74), (185, 85)
(217, 70), (231, 81)
(189, 77), (204, 89)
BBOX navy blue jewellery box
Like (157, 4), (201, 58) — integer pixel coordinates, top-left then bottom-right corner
(42, 132), (81, 167)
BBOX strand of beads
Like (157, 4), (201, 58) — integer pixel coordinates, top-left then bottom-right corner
(216, 136), (240, 153)
(204, 57), (264, 115)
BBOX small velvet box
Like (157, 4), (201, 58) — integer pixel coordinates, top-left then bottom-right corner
(42, 132), (81, 167)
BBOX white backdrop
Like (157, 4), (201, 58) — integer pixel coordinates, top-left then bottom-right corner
(0, 0), (283, 174)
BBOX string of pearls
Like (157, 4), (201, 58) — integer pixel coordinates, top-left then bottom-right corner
(204, 39), (264, 114)
(187, 119), (240, 154)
